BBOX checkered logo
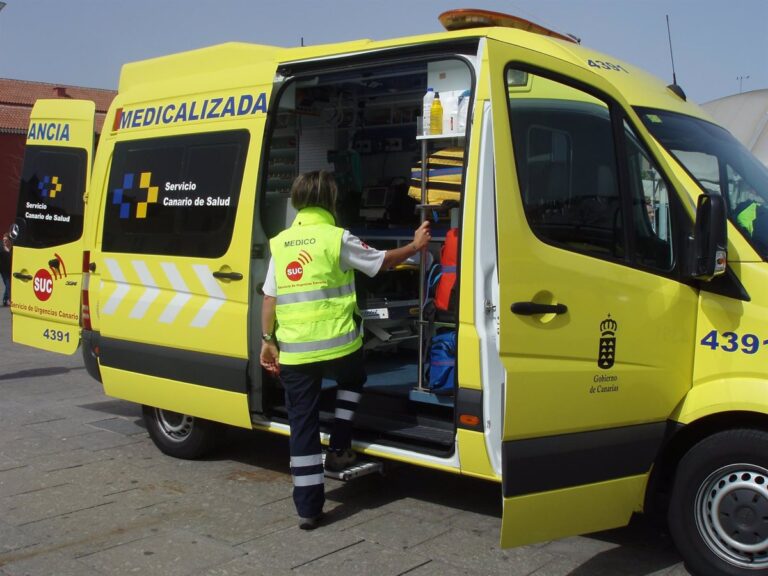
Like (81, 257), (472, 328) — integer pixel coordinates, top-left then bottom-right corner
(38, 175), (62, 199)
(113, 172), (159, 219)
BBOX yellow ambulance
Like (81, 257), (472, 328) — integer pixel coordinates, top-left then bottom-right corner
(10, 9), (768, 575)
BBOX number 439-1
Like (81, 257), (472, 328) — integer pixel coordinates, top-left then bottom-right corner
(699, 330), (767, 354)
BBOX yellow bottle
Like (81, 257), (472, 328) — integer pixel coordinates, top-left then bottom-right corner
(430, 92), (443, 135)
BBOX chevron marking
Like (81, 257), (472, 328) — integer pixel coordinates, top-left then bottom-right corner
(190, 265), (226, 328)
(129, 261), (160, 319)
(158, 263), (191, 324)
(103, 258), (130, 315)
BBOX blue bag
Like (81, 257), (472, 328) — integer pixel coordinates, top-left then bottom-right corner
(427, 331), (456, 393)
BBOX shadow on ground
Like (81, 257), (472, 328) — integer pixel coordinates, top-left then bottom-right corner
(0, 365), (85, 381)
(566, 520), (684, 575)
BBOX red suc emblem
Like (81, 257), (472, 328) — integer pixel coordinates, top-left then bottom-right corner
(286, 261), (303, 282)
(33, 269), (54, 301)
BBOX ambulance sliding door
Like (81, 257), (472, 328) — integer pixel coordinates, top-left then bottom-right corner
(486, 40), (698, 546)
(11, 100), (94, 354)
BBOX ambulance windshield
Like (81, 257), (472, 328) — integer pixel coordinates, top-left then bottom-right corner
(638, 108), (768, 260)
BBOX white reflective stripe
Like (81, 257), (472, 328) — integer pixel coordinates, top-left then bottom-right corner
(159, 263), (191, 324)
(129, 260), (160, 319)
(337, 390), (362, 403)
(335, 408), (354, 421)
(290, 454), (323, 468)
(293, 473), (325, 487)
(191, 264), (226, 328)
(103, 258), (129, 315)
(277, 282), (355, 305)
(279, 328), (359, 354)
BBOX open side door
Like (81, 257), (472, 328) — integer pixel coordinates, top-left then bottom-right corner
(11, 99), (94, 354)
(484, 39), (699, 547)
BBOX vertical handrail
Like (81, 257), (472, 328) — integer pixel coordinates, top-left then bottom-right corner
(417, 137), (428, 391)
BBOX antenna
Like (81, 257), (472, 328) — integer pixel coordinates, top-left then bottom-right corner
(666, 14), (678, 86)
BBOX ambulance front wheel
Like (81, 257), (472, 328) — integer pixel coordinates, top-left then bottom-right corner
(668, 429), (768, 576)
(142, 405), (221, 459)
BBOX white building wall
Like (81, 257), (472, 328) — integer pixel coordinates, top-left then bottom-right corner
(703, 89), (768, 167)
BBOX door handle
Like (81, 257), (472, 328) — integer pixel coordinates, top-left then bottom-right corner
(48, 258), (60, 269)
(13, 272), (33, 281)
(212, 271), (243, 281)
(511, 302), (568, 316)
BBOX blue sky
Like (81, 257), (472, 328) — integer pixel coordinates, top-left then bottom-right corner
(0, 0), (765, 104)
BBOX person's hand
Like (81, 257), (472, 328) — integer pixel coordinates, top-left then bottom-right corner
(260, 341), (280, 376)
(412, 221), (431, 251)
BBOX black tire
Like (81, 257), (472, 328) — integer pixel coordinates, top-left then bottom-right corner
(142, 405), (221, 459)
(668, 429), (768, 576)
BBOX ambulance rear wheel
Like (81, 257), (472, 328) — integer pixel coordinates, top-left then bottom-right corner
(668, 429), (768, 576)
(142, 406), (220, 459)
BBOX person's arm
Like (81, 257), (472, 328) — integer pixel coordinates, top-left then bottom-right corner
(260, 295), (280, 375)
(379, 220), (431, 273)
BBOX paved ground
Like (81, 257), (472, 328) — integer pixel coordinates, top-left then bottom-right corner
(0, 307), (691, 575)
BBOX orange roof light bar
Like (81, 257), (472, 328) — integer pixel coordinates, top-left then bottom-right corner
(438, 8), (578, 43)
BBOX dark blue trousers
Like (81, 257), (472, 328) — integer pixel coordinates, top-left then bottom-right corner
(280, 348), (366, 518)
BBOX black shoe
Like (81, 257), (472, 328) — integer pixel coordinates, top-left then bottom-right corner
(298, 512), (324, 530)
(324, 448), (357, 472)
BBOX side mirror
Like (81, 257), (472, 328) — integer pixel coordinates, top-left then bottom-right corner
(689, 193), (727, 281)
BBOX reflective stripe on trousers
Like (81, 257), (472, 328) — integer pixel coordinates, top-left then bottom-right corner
(291, 454), (325, 488)
(335, 389), (362, 421)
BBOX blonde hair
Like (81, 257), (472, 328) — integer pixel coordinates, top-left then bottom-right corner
(290, 171), (338, 218)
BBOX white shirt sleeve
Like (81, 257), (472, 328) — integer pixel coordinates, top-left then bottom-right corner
(340, 231), (385, 277)
(262, 257), (277, 297)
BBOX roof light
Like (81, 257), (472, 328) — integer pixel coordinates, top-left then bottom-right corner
(438, 9), (578, 43)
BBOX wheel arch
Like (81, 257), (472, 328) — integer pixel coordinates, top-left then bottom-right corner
(645, 411), (768, 522)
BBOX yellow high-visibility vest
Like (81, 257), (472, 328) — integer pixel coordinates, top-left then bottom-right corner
(737, 202), (758, 235)
(270, 207), (361, 365)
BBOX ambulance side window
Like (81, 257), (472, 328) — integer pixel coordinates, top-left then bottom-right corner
(623, 121), (674, 270)
(14, 146), (86, 248)
(102, 130), (249, 258)
(507, 71), (625, 260)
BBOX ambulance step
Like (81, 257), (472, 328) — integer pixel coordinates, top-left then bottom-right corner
(408, 388), (454, 406)
(324, 459), (384, 481)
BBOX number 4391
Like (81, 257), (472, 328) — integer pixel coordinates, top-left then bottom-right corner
(700, 329), (766, 354)
(43, 329), (70, 343)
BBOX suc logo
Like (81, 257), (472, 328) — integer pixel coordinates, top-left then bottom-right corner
(33, 269), (54, 301)
(285, 261), (303, 282)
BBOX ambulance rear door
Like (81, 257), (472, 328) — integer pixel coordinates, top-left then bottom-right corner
(485, 39), (699, 547)
(11, 99), (94, 354)
(90, 84), (273, 429)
